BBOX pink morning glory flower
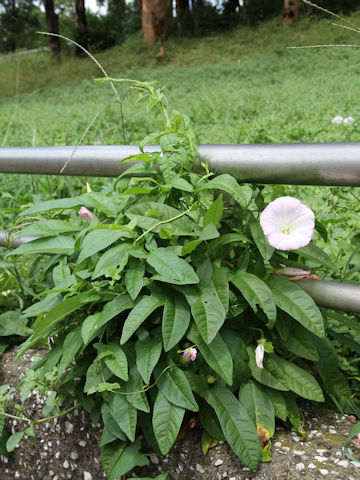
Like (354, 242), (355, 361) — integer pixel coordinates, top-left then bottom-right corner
(260, 196), (315, 251)
(183, 347), (197, 362)
(78, 206), (94, 221)
(344, 116), (355, 125)
(331, 115), (344, 124)
(255, 344), (264, 369)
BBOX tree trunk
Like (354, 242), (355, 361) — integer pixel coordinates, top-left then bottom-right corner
(282, 0), (299, 26)
(176, 0), (189, 34)
(44, 0), (60, 56)
(75, 0), (88, 55)
(141, 0), (172, 43)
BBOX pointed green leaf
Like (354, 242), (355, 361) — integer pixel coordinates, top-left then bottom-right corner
(296, 244), (336, 271)
(157, 366), (198, 412)
(121, 295), (163, 344)
(231, 272), (276, 328)
(135, 336), (162, 385)
(198, 174), (252, 208)
(78, 230), (126, 263)
(126, 366), (150, 413)
(247, 346), (288, 391)
(249, 219), (274, 260)
(19, 220), (81, 237)
(20, 197), (83, 216)
(263, 388), (287, 422)
(188, 327), (233, 385)
(148, 248), (199, 285)
(6, 431), (25, 453)
(59, 326), (83, 373)
(212, 266), (229, 314)
(205, 384), (260, 469)
(96, 343), (128, 381)
(162, 294), (190, 352)
(81, 294), (133, 345)
(101, 439), (149, 480)
(10, 236), (75, 256)
(267, 275), (325, 338)
(270, 354), (324, 402)
(203, 195), (224, 227)
(238, 381), (275, 438)
(125, 258), (145, 301)
(109, 394), (137, 442)
(153, 390), (185, 454)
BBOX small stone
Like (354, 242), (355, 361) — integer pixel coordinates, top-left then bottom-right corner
(274, 442), (282, 447)
(79, 440), (87, 447)
(70, 451), (79, 460)
(294, 450), (305, 456)
(65, 422), (74, 434)
(83, 473), (93, 480)
(63, 460), (69, 469)
(214, 459), (223, 467)
(319, 469), (329, 476)
(308, 463), (316, 469)
(150, 455), (159, 465)
(315, 456), (328, 462)
(295, 463), (305, 471)
(329, 429), (337, 434)
(196, 464), (205, 474)
(337, 460), (348, 468)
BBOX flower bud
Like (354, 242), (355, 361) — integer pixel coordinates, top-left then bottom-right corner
(182, 347), (197, 362)
(78, 206), (94, 221)
(282, 267), (311, 276)
(344, 116), (355, 124)
(332, 115), (344, 124)
(255, 344), (265, 369)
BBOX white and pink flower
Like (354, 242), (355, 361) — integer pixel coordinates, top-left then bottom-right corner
(78, 206), (94, 221)
(260, 196), (315, 251)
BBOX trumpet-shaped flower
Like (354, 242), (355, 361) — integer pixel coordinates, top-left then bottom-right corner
(78, 206), (94, 221)
(260, 196), (315, 251)
(255, 344), (264, 369)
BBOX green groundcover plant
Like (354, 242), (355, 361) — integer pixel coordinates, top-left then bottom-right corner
(0, 80), (359, 478)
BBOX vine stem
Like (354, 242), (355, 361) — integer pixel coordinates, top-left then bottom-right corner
(134, 204), (195, 244)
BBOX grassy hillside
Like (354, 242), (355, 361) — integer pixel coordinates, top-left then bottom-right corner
(1, 12), (360, 149)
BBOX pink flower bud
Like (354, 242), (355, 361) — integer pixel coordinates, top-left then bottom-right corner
(183, 347), (197, 362)
(255, 344), (264, 369)
(78, 206), (94, 221)
(1, 290), (11, 297)
(282, 267), (311, 276)
(344, 116), (355, 124)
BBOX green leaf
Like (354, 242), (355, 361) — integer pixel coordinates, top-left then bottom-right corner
(284, 393), (305, 435)
(313, 337), (351, 409)
(109, 393), (137, 442)
(153, 390), (185, 454)
(344, 422), (360, 463)
(182, 223), (220, 256)
(162, 294), (190, 352)
(59, 326), (83, 373)
(20, 197), (83, 216)
(101, 402), (126, 442)
(6, 431), (25, 453)
(183, 285), (226, 344)
(78, 230), (127, 263)
(165, 177), (194, 192)
(101, 439), (149, 480)
(18, 292), (99, 358)
(80, 192), (117, 217)
(246, 346), (288, 391)
(81, 294), (133, 345)
(147, 248), (199, 285)
(205, 384), (260, 469)
(188, 327), (233, 385)
(209, 233), (249, 257)
(92, 243), (144, 280)
(280, 322), (320, 361)
(127, 202), (198, 236)
(0, 311), (29, 337)
(125, 258), (145, 301)
(203, 195), (224, 227)
(296, 244), (336, 271)
(10, 236), (75, 256)
(269, 354), (324, 402)
(96, 343), (128, 381)
(19, 220), (81, 237)
(212, 266), (229, 314)
(231, 272), (276, 328)
(249, 219), (274, 260)
(198, 174), (252, 208)
(238, 381), (275, 438)
(263, 388), (287, 423)
(157, 366), (198, 412)
(126, 366), (150, 413)
(121, 294), (163, 344)
(135, 336), (162, 384)
(266, 275), (325, 338)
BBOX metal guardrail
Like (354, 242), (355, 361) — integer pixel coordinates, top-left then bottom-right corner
(1, 142), (360, 185)
(1, 142), (360, 312)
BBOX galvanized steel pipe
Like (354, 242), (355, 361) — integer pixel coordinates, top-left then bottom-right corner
(1, 143), (360, 185)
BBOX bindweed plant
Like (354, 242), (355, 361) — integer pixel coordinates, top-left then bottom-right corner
(0, 79), (359, 477)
